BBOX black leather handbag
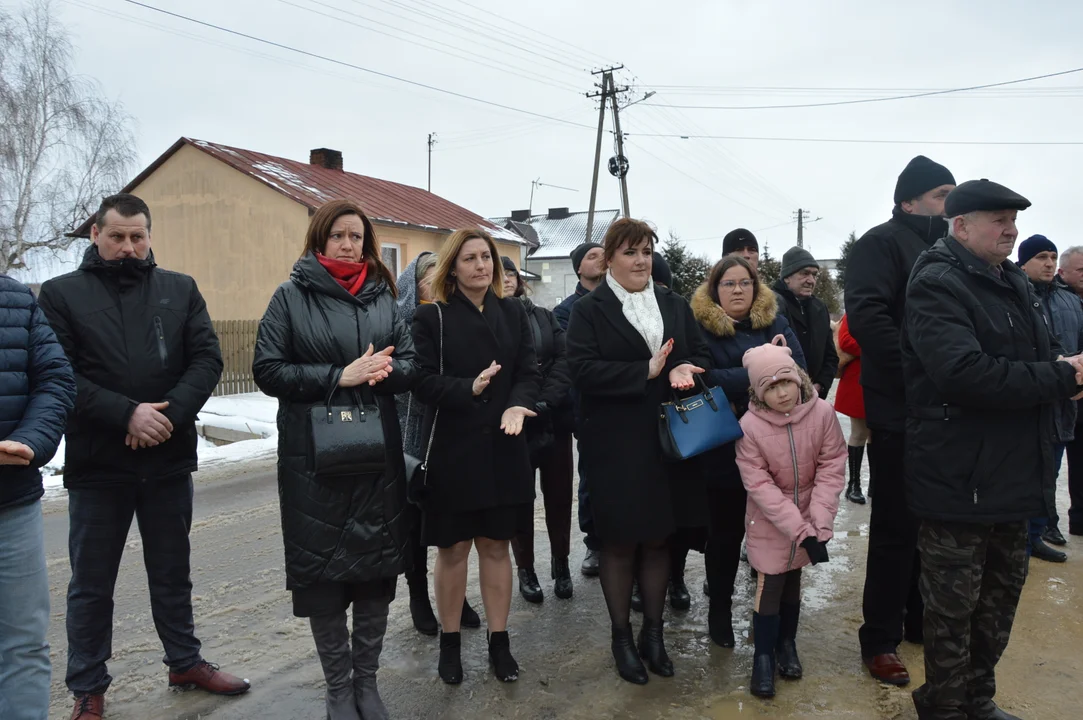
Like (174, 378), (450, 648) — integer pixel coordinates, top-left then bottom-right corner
(308, 383), (386, 478)
(407, 303), (443, 505)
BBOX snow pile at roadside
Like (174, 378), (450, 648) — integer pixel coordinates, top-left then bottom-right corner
(42, 393), (280, 498)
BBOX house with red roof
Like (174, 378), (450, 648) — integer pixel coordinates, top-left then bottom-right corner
(70, 138), (527, 320)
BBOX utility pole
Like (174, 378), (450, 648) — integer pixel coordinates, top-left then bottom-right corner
(610, 87), (630, 218)
(584, 67), (619, 244)
(427, 133), (437, 192)
(794, 208), (811, 248)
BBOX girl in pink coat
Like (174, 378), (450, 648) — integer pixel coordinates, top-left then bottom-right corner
(735, 337), (847, 699)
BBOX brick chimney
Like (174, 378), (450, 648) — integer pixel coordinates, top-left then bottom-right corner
(510, 209), (531, 222)
(547, 207), (570, 220)
(310, 148), (343, 170)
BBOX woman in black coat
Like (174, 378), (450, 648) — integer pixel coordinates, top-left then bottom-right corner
(566, 218), (712, 685)
(411, 230), (541, 685)
(499, 257), (575, 604)
(253, 200), (417, 720)
(689, 255), (806, 650)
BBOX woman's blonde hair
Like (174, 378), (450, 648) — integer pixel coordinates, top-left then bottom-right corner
(432, 229), (504, 303)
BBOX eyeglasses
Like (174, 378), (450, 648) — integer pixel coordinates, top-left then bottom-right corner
(719, 279), (754, 291)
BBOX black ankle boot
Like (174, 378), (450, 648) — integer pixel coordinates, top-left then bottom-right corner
(487, 630), (519, 682)
(518, 567), (544, 604)
(776, 603), (803, 679)
(610, 624), (648, 684)
(751, 612), (779, 698)
(408, 583), (438, 637)
(847, 446), (867, 504)
(461, 599), (481, 628)
(630, 579), (643, 613)
(708, 601), (735, 648)
(668, 553), (691, 610)
(551, 556), (573, 599)
(638, 618), (674, 677)
(438, 631), (462, 685)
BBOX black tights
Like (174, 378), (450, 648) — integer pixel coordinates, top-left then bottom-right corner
(600, 539), (670, 627)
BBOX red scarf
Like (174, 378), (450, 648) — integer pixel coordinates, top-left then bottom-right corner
(317, 253), (369, 295)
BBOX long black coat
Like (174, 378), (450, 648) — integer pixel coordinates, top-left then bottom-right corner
(902, 237), (1078, 524)
(773, 280), (838, 398)
(411, 289), (541, 515)
(566, 280), (713, 544)
(520, 297), (573, 452)
(845, 209), (947, 431)
(253, 253), (418, 590)
(38, 247), (222, 486)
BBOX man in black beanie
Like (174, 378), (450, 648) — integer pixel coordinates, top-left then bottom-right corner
(845, 155), (956, 686)
(553, 242), (605, 331)
(722, 228), (759, 270)
(773, 247), (838, 400)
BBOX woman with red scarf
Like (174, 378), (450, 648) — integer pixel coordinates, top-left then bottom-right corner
(254, 200), (417, 720)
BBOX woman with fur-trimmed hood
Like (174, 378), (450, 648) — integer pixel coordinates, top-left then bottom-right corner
(689, 255), (805, 650)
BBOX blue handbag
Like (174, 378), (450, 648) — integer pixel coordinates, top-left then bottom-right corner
(658, 376), (743, 462)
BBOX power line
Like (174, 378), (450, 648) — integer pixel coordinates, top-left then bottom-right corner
(643, 66), (1083, 110)
(628, 132), (1083, 146)
(118, 1), (599, 131)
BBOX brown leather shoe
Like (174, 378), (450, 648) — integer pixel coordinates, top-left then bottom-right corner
(863, 653), (910, 686)
(168, 661), (251, 696)
(71, 694), (104, 720)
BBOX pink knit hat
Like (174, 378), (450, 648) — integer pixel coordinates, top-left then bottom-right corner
(743, 335), (801, 401)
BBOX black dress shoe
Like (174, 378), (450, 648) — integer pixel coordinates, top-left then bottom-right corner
(610, 624), (648, 685)
(669, 578), (691, 611)
(580, 548), (600, 577)
(630, 580), (644, 613)
(551, 556), (573, 600)
(461, 599), (482, 628)
(518, 567), (544, 604)
(409, 594), (438, 636)
(1042, 526), (1068, 546)
(1031, 538), (1068, 563)
(637, 618), (674, 677)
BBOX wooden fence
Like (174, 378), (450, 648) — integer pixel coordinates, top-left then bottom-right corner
(213, 319), (259, 396)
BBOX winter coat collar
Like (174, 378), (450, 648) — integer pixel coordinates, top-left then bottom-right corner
(80, 244), (156, 276)
(291, 251), (386, 308)
(745, 367), (818, 426)
(891, 207), (949, 245)
(690, 282), (778, 338)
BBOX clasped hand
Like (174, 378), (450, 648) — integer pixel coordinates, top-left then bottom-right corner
(1059, 354), (1083, 400)
(340, 344), (395, 388)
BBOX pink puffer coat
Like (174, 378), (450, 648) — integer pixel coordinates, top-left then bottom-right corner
(735, 377), (847, 576)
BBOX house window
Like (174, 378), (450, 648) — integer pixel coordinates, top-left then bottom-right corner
(382, 244), (401, 277)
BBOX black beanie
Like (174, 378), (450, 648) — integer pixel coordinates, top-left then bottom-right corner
(651, 252), (673, 288)
(722, 228), (759, 255)
(1017, 234), (1057, 267)
(570, 241), (602, 275)
(894, 156), (956, 205)
(500, 256), (517, 273)
(781, 246), (819, 279)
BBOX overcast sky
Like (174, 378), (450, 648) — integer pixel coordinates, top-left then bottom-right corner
(50, 0), (1083, 263)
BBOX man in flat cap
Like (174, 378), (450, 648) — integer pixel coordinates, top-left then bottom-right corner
(722, 228), (760, 271)
(903, 179), (1083, 720)
(847, 155), (956, 685)
(773, 246), (838, 399)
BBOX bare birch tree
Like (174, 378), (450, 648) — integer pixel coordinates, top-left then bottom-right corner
(0, 0), (135, 274)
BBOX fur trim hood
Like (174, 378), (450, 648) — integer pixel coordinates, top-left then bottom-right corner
(691, 281), (779, 338)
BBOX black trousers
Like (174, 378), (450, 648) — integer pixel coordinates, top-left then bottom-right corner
(66, 475), (202, 695)
(1066, 427), (1083, 532)
(705, 485), (748, 612)
(513, 433), (574, 568)
(860, 429), (923, 657)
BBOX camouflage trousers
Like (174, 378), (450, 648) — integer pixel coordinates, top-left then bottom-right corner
(912, 520), (1028, 720)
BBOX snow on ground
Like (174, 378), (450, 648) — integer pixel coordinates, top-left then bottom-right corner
(42, 393), (280, 499)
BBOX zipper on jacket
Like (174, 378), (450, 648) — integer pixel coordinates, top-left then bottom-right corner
(786, 425), (800, 571)
(153, 316), (169, 369)
(1006, 312), (1014, 329)
(974, 489), (978, 505)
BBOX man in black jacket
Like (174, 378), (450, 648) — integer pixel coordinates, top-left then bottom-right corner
(904, 180), (1083, 720)
(773, 247), (838, 399)
(845, 155), (956, 685)
(39, 194), (249, 719)
(0, 275), (75, 719)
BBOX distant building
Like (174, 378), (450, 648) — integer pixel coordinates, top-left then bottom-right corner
(490, 207), (619, 309)
(67, 137), (527, 320)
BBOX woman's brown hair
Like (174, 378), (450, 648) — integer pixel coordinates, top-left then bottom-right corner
(602, 217), (658, 261)
(431, 228), (504, 304)
(706, 254), (759, 306)
(303, 199), (397, 298)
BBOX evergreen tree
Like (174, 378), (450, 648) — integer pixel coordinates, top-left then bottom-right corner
(814, 269), (842, 315)
(759, 246), (781, 286)
(836, 231), (858, 289)
(661, 231), (711, 300)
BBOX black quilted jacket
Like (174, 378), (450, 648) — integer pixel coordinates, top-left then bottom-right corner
(253, 253), (418, 590)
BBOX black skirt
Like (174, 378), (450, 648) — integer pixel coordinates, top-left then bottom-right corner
(423, 502), (534, 549)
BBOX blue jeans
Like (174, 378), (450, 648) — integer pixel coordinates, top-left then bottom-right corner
(0, 500), (51, 720)
(1029, 444), (1066, 550)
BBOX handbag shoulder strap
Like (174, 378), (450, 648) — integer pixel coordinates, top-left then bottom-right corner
(421, 303), (444, 469)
